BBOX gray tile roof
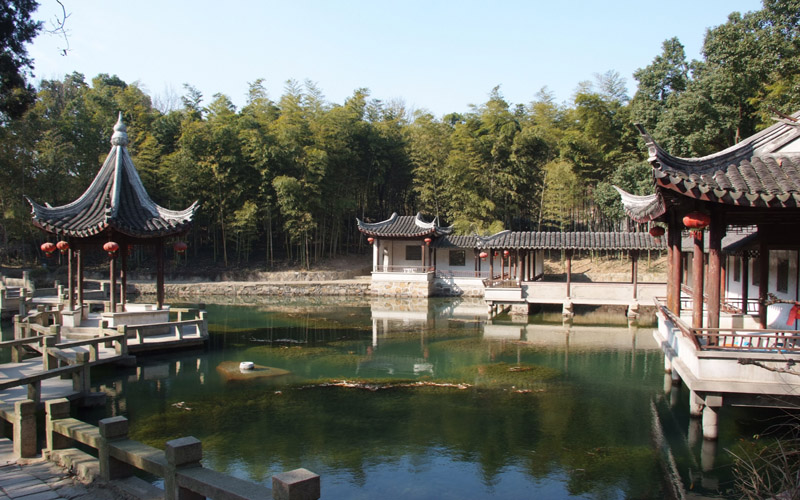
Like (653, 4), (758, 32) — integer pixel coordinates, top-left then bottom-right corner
(433, 231), (665, 251)
(26, 115), (198, 238)
(638, 111), (800, 208)
(475, 231), (665, 250)
(356, 213), (453, 238)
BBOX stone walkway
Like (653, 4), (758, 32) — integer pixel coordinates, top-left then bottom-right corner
(0, 439), (117, 500)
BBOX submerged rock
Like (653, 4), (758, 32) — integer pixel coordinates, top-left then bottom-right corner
(216, 361), (290, 382)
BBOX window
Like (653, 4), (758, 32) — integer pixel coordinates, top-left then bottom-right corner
(405, 245), (421, 261)
(449, 250), (466, 267)
(777, 259), (790, 293)
(733, 258), (740, 282)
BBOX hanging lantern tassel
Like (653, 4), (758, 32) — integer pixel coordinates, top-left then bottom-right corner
(104, 241), (120, 257)
(41, 242), (56, 257)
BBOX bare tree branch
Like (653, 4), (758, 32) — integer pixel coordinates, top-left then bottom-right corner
(738, 358), (800, 376)
(44, 1), (71, 56)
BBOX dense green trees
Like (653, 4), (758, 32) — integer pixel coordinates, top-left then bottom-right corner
(1, 1), (797, 267)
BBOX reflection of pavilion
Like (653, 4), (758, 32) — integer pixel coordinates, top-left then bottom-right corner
(369, 296), (486, 346)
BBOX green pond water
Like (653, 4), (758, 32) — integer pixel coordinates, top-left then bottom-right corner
(3, 297), (773, 499)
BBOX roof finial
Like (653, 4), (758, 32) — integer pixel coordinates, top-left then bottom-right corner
(110, 112), (129, 146)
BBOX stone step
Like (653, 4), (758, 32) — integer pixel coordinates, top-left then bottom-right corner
(49, 448), (99, 482)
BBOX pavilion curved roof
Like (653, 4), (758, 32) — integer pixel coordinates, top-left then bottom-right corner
(26, 114), (198, 239)
(356, 212), (453, 238)
(637, 111), (800, 209)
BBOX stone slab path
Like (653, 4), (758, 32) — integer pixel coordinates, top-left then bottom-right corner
(0, 439), (117, 500)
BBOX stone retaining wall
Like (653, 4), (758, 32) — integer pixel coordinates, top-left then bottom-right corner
(132, 280), (371, 297)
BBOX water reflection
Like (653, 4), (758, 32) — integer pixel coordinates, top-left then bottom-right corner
(66, 296), (743, 499)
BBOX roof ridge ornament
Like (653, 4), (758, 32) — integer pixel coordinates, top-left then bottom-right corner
(110, 112), (129, 146)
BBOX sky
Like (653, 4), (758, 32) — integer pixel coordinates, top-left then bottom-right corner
(27, 0), (765, 117)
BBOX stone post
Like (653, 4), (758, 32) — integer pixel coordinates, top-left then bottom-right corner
(164, 436), (204, 500)
(45, 398), (72, 454)
(72, 351), (91, 394)
(689, 390), (704, 417)
(272, 468), (321, 500)
(13, 399), (37, 458)
(43, 335), (59, 371)
(98, 416), (135, 481)
(115, 325), (128, 356)
(702, 394), (723, 440)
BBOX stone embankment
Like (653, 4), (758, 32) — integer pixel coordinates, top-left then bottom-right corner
(131, 277), (372, 297)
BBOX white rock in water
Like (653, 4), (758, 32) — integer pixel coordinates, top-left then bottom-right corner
(239, 361), (255, 371)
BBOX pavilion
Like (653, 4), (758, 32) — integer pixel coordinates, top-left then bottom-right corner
(26, 114), (199, 322)
(618, 111), (800, 439)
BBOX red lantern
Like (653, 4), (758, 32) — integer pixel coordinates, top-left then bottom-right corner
(503, 250), (510, 257)
(424, 237), (432, 245)
(479, 251), (488, 260)
(682, 212), (710, 230)
(56, 240), (69, 254)
(683, 211), (710, 240)
(648, 226), (665, 238)
(367, 237), (374, 245)
(173, 241), (188, 254)
(41, 242), (56, 257)
(103, 241), (120, 257)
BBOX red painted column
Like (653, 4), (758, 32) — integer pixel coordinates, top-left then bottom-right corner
(707, 211), (723, 329)
(692, 231), (705, 329)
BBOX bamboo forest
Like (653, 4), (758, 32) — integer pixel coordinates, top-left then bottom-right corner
(1, 0), (798, 268)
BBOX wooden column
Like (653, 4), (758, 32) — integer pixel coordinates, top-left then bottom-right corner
(67, 246), (75, 311)
(631, 250), (639, 300)
(157, 238), (165, 310)
(759, 237), (769, 328)
(692, 231), (705, 329)
(670, 212), (683, 315)
(520, 250), (526, 283)
(741, 254), (750, 313)
(489, 250), (495, 281)
(566, 250), (573, 298)
(77, 248), (84, 308)
(109, 252), (117, 313)
(121, 242), (128, 307)
(707, 212), (723, 329)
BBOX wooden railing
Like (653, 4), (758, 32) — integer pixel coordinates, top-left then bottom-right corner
(654, 298), (800, 353)
(43, 398), (320, 500)
(435, 270), (490, 279)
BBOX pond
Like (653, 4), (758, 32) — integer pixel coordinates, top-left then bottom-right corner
(12, 296), (764, 499)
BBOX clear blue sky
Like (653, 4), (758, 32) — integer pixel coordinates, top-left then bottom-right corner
(28, 0), (764, 116)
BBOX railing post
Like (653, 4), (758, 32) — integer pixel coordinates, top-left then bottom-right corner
(27, 380), (41, 404)
(72, 351), (91, 394)
(98, 416), (135, 481)
(164, 436), (204, 500)
(13, 399), (37, 458)
(45, 398), (72, 454)
(199, 311), (208, 338)
(49, 324), (61, 343)
(19, 288), (27, 317)
(272, 468), (321, 500)
(43, 335), (59, 371)
(116, 325), (128, 356)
